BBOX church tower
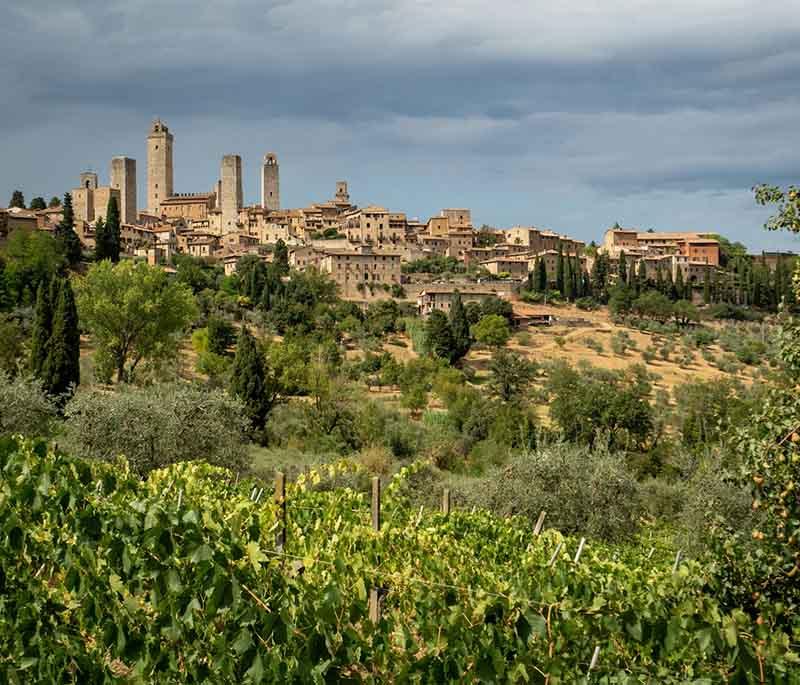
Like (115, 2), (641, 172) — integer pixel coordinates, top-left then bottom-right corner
(147, 119), (173, 215)
(110, 156), (137, 224)
(260, 153), (279, 211)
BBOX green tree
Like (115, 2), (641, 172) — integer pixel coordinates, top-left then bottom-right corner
(93, 217), (108, 261)
(41, 277), (80, 402)
(632, 290), (674, 323)
(537, 257), (548, 292)
(2, 228), (65, 305)
(425, 310), (455, 362)
(673, 299), (699, 327)
(29, 278), (55, 377)
(29, 197), (46, 211)
(54, 192), (82, 266)
(471, 314), (511, 348)
(75, 260), (198, 383)
(274, 238), (289, 275)
(64, 383), (249, 475)
(9, 190), (25, 209)
(207, 315), (236, 355)
(47, 196), (61, 208)
(556, 246), (565, 293)
(230, 327), (280, 436)
(105, 195), (121, 262)
(488, 349), (535, 402)
(449, 292), (471, 361)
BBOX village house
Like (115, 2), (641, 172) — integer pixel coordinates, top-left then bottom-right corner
(417, 284), (503, 317)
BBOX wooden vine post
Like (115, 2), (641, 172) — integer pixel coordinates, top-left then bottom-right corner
(441, 488), (451, 515)
(369, 477), (382, 623)
(275, 472), (286, 552)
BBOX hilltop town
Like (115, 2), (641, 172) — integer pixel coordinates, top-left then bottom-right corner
(6, 118), (794, 318)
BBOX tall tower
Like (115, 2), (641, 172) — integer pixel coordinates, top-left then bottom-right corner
(260, 153), (279, 211)
(220, 154), (243, 232)
(110, 156), (137, 224)
(146, 119), (173, 215)
(335, 180), (350, 204)
(73, 172), (98, 223)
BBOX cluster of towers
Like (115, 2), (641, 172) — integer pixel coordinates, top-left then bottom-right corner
(145, 119), (279, 228)
(74, 119), (280, 230)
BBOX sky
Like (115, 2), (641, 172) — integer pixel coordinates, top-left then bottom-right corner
(2, 0), (800, 251)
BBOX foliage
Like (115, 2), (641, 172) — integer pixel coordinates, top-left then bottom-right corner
(40, 277), (80, 402)
(471, 314), (511, 348)
(0, 314), (26, 373)
(402, 255), (464, 274)
(63, 383), (249, 475)
(207, 315), (236, 355)
(4, 440), (797, 682)
(53, 192), (82, 266)
(488, 349), (535, 402)
(546, 361), (653, 451)
(9, 190), (25, 208)
(448, 292), (471, 361)
(230, 327), (279, 437)
(0, 372), (57, 437)
(1, 228), (65, 306)
(94, 195), (121, 262)
(29, 196), (46, 211)
(424, 310), (456, 362)
(76, 260), (198, 383)
(754, 184), (800, 234)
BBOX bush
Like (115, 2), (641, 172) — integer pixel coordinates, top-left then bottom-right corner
(575, 297), (598, 311)
(554, 335), (566, 348)
(0, 371), (58, 437)
(584, 337), (604, 354)
(63, 383), (250, 475)
(453, 444), (642, 542)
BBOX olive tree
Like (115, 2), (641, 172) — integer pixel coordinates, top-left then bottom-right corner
(63, 383), (249, 475)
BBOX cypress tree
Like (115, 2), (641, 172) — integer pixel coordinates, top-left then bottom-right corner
(564, 257), (574, 301)
(0, 259), (9, 312)
(556, 247), (565, 294)
(230, 327), (269, 432)
(42, 278), (80, 402)
(703, 267), (711, 304)
(274, 239), (289, 275)
(655, 264), (664, 293)
(618, 250), (627, 285)
(449, 291), (471, 361)
(674, 267), (684, 301)
(665, 268), (674, 299)
(425, 310), (455, 362)
(628, 261), (638, 297)
(105, 195), (121, 262)
(55, 192), (82, 266)
(30, 278), (55, 376)
(9, 190), (25, 209)
(537, 258), (548, 292)
(93, 216), (108, 261)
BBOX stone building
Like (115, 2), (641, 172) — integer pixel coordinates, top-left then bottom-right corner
(147, 119), (174, 215)
(260, 153), (279, 211)
(342, 205), (405, 244)
(72, 171), (120, 225)
(110, 156), (137, 224)
(601, 227), (720, 266)
(479, 255), (530, 279)
(220, 154), (243, 233)
(160, 193), (216, 221)
(417, 285), (501, 317)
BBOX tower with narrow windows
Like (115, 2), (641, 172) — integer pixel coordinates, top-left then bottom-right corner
(220, 154), (243, 232)
(260, 153), (279, 211)
(110, 156), (137, 224)
(147, 119), (173, 215)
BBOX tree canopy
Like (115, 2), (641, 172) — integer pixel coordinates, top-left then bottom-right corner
(75, 260), (198, 383)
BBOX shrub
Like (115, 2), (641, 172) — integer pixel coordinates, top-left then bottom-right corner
(453, 444), (642, 542)
(575, 297), (598, 311)
(554, 335), (566, 348)
(0, 371), (58, 438)
(63, 383), (249, 475)
(584, 337), (604, 354)
(516, 332), (532, 347)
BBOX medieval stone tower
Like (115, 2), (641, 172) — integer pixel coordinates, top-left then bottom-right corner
(110, 156), (137, 224)
(146, 119), (173, 215)
(335, 180), (350, 204)
(220, 154), (243, 232)
(260, 153), (279, 211)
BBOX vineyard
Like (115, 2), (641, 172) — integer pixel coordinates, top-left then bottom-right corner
(1, 436), (798, 684)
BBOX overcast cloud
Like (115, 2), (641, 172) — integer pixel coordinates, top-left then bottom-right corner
(2, 0), (799, 250)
